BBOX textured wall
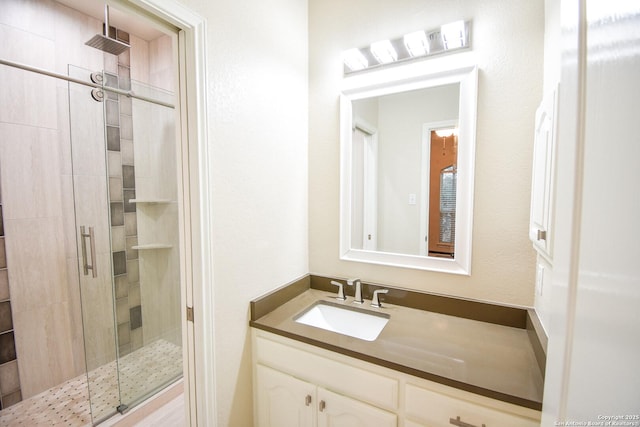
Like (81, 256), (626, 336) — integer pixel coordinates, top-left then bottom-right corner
(309, 0), (544, 306)
(175, 0), (309, 425)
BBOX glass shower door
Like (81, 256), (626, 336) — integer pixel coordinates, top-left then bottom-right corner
(115, 78), (182, 409)
(68, 65), (120, 423)
(67, 65), (182, 423)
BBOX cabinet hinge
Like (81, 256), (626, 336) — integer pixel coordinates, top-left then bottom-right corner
(186, 306), (194, 322)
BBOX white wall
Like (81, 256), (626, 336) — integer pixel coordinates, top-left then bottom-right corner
(541, 0), (640, 422)
(175, 0), (309, 425)
(310, 0), (544, 306)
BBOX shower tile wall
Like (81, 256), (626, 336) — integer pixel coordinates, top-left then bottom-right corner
(0, 0), (99, 401)
(103, 29), (144, 357)
(0, 190), (22, 409)
(0, 1), (179, 410)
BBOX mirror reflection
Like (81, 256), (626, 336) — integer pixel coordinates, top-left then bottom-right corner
(350, 83), (460, 258)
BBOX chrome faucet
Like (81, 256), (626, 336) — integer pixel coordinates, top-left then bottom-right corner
(348, 278), (364, 304)
(330, 280), (349, 301)
(371, 289), (389, 308)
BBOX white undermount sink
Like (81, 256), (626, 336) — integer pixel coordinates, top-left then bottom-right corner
(294, 301), (390, 341)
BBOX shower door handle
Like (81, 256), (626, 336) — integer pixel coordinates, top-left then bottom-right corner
(80, 226), (97, 278)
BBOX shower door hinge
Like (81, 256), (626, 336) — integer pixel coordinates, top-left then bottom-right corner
(186, 306), (194, 322)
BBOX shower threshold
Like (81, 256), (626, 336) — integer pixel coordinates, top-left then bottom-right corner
(0, 339), (181, 427)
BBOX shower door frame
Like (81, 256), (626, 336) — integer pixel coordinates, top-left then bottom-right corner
(108, 1), (215, 425)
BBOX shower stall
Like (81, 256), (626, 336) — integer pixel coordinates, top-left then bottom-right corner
(0, 1), (183, 424)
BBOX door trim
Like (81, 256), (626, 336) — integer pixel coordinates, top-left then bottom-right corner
(111, 1), (215, 425)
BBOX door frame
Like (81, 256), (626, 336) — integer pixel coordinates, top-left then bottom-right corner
(419, 120), (458, 256)
(111, 1), (214, 425)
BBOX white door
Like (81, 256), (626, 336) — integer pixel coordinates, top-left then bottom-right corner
(351, 126), (378, 251)
(317, 387), (396, 427)
(256, 365), (316, 427)
(529, 88), (556, 260)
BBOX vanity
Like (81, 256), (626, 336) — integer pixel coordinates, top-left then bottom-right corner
(250, 275), (545, 427)
(250, 16), (546, 426)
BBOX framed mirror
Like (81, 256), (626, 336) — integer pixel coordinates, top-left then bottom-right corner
(339, 59), (478, 274)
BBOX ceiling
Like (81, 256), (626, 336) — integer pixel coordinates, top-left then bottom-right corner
(55, 0), (166, 41)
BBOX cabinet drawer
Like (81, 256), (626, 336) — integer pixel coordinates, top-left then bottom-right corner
(405, 384), (539, 427)
(255, 335), (398, 410)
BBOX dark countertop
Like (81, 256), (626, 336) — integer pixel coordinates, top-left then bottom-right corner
(250, 281), (544, 411)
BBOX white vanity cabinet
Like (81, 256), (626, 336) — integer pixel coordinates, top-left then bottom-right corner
(255, 364), (396, 427)
(253, 330), (398, 427)
(529, 86), (558, 262)
(256, 364), (315, 427)
(252, 329), (541, 427)
(404, 383), (539, 427)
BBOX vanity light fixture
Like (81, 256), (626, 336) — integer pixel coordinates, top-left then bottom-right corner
(343, 48), (369, 72)
(342, 20), (470, 74)
(370, 40), (398, 64)
(441, 20), (467, 50)
(404, 30), (429, 57)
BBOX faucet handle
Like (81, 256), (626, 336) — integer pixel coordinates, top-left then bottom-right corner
(371, 289), (389, 308)
(330, 280), (348, 301)
(348, 278), (364, 304)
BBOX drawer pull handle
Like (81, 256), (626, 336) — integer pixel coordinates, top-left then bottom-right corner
(319, 400), (326, 412)
(537, 229), (547, 241)
(450, 415), (486, 427)
(305, 395), (312, 406)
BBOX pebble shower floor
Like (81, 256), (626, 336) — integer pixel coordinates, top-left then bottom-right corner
(0, 339), (181, 426)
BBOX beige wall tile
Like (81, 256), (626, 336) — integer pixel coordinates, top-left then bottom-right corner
(3, 217), (68, 312)
(65, 257), (86, 377)
(60, 173), (79, 261)
(71, 175), (111, 257)
(0, 124), (63, 220)
(67, 67), (108, 178)
(12, 302), (77, 398)
(53, 1), (104, 75)
(78, 251), (117, 371)
(0, 0), (56, 39)
(149, 35), (175, 92)
(0, 25), (57, 129)
(129, 35), (149, 84)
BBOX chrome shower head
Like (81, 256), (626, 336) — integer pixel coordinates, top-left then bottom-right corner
(85, 33), (130, 55)
(85, 4), (130, 55)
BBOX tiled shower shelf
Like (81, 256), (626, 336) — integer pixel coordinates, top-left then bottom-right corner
(131, 244), (173, 250)
(128, 199), (175, 204)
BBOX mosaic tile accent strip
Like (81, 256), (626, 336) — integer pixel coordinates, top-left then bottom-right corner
(102, 32), (141, 358)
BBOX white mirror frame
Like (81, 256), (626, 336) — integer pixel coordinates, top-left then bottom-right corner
(339, 58), (478, 275)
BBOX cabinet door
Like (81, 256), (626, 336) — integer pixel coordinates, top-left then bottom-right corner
(529, 87), (557, 261)
(317, 387), (397, 427)
(256, 364), (316, 427)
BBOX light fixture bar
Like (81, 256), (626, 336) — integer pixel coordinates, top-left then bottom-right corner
(342, 20), (470, 74)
